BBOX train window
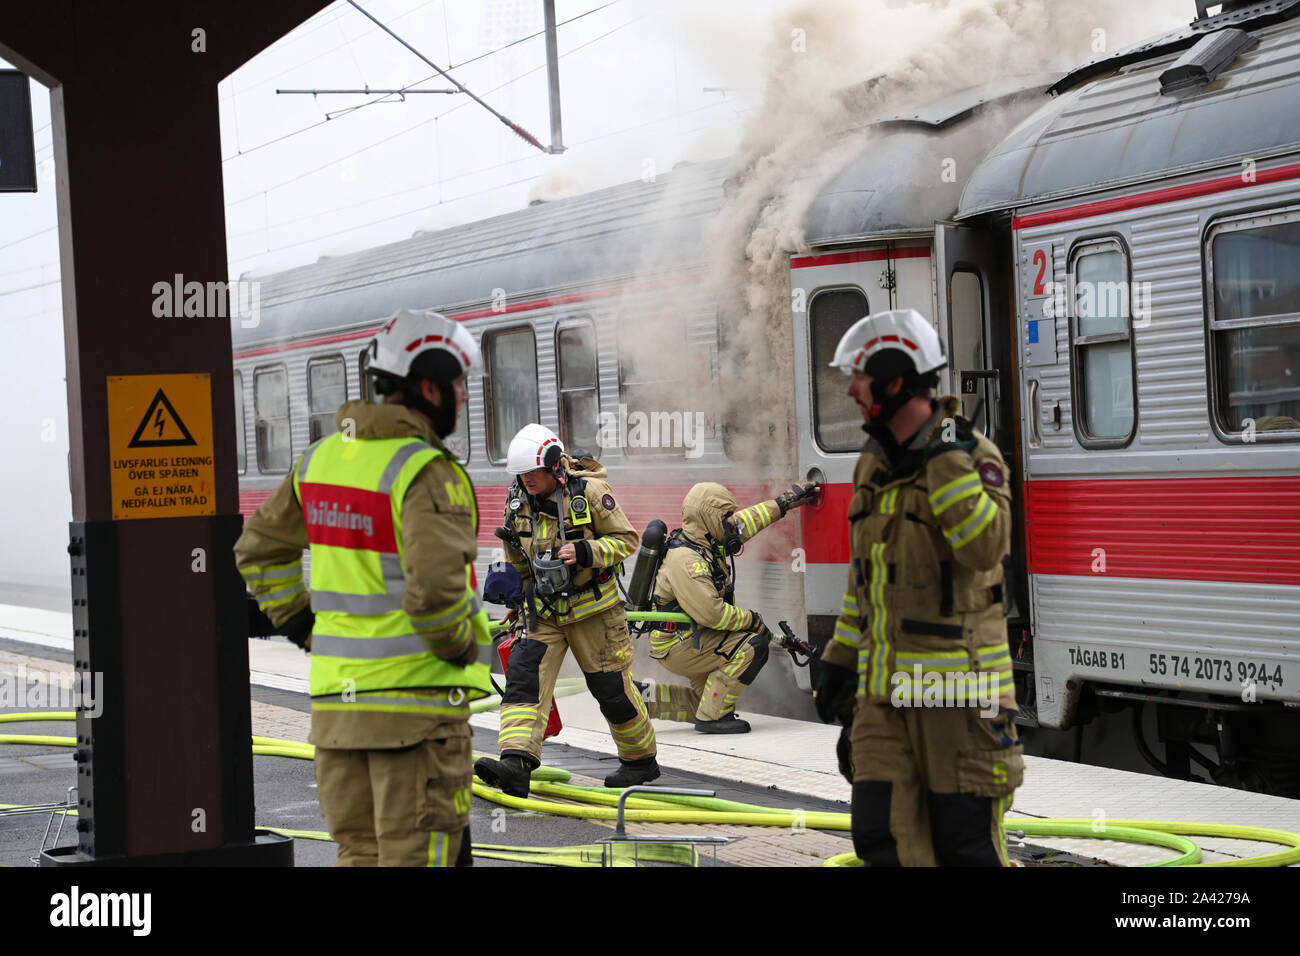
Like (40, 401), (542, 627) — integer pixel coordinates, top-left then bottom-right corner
(307, 355), (347, 443)
(254, 365), (292, 473)
(484, 327), (539, 463)
(557, 319), (600, 455)
(810, 287), (869, 453)
(233, 370), (246, 475)
(1207, 212), (1300, 441)
(618, 311), (689, 458)
(1069, 239), (1135, 446)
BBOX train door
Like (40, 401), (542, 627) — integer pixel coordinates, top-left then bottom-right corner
(934, 222), (1011, 449)
(934, 222), (1027, 628)
(789, 244), (898, 640)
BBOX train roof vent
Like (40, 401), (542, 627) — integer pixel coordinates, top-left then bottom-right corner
(1195, 1), (1268, 20)
(1192, 0), (1300, 28)
(1159, 27), (1258, 94)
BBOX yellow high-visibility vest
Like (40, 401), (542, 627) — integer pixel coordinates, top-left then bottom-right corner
(292, 433), (494, 715)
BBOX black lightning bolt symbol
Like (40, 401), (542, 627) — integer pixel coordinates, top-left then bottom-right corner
(155, 408), (165, 437)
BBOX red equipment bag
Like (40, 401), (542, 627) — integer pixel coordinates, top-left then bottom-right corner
(496, 633), (562, 739)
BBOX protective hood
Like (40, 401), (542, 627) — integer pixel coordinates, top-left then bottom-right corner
(561, 452), (607, 482)
(333, 400), (438, 445)
(680, 482), (737, 545)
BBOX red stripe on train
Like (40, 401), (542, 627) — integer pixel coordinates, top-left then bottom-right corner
(1024, 476), (1300, 585)
(789, 246), (931, 269)
(232, 272), (707, 360)
(803, 476), (1300, 586)
(799, 483), (854, 563)
(239, 489), (272, 517)
(1012, 162), (1300, 230)
(243, 483), (796, 555)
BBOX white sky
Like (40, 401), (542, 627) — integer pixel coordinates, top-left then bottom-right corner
(0, 0), (1195, 591)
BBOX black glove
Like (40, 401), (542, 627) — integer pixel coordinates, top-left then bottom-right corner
(776, 481), (820, 517)
(746, 611), (769, 637)
(836, 719), (855, 785)
(281, 607), (315, 654)
(813, 660), (856, 724)
(246, 596), (278, 637)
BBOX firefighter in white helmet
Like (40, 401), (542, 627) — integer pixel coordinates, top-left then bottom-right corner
(474, 424), (658, 794)
(814, 308), (1023, 866)
(235, 308), (493, 866)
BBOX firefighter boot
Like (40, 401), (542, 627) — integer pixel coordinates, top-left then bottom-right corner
(474, 754), (534, 798)
(604, 756), (661, 789)
(694, 713), (751, 734)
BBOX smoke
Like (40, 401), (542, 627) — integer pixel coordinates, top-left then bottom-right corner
(583, 1), (1192, 704)
(587, 0), (1192, 487)
(710, 0), (1191, 470)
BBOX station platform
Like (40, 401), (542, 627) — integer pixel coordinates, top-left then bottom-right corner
(3, 601), (1299, 867)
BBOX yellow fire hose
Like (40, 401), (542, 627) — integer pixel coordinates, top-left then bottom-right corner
(3, 710), (1299, 867)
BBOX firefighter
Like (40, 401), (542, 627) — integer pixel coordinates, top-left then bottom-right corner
(640, 481), (817, 733)
(813, 308), (1023, 867)
(474, 424), (658, 794)
(234, 308), (494, 867)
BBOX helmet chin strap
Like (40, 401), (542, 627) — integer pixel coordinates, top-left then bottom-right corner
(412, 380), (456, 438)
(868, 378), (917, 425)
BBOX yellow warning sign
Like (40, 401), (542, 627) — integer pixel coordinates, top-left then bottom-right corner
(108, 373), (215, 520)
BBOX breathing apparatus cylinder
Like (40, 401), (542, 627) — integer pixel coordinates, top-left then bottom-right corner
(626, 520), (668, 611)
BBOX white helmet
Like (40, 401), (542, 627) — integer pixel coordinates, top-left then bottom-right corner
(507, 423), (564, 475)
(370, 308), (482, 382)
(829, 308), (945, 378)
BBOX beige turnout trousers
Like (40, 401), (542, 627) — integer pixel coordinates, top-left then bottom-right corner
(645, 626), (765, 722)
(314, 719), (473, 867)
(497, 606), (655, 763)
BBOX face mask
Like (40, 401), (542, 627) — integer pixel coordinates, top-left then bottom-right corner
(720, 512), (744, 556)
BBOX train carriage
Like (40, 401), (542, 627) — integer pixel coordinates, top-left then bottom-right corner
(951, 2), (1300, 789)
(231, 156), (830, 701)
(232, 0), (1300, 788)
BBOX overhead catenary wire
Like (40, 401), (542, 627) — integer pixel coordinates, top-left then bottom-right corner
(0, 226), (56, 253)
(229, 0), (444, 98)
(275, 87), (457, 95)
(223, 4), (640, 208)
(222, 2), (621, 160)
(345, 0), (547, 153)
(225, 95), (745, 259)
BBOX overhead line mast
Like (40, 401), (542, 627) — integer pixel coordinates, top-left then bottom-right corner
(345, 0), (561, 154)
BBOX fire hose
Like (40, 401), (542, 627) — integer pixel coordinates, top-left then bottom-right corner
(4, 710), (1299, 867)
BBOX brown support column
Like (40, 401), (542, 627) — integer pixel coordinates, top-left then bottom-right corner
(0, 0), (330, 864)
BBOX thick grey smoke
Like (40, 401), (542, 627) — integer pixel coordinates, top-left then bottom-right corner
(594, 0), (1192, 712)
(714, 0), (1192, 467)
(590, 0), (1190, 476)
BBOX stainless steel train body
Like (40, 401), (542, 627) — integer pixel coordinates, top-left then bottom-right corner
(231, 157), (824, 694)
(953, 5), (1300, 787)
(233, 0), (1300, 784)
